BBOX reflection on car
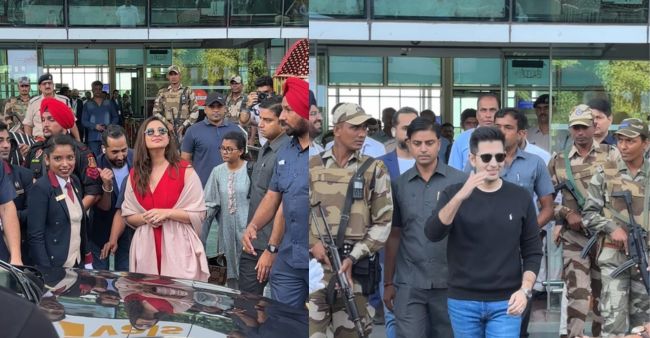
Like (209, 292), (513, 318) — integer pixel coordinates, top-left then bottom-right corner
(0, 261), (307, 338)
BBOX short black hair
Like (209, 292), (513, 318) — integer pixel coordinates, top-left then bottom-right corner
(420, 109), (436, 122)
(45, 134), (76, 156)
(254, 76), (273, 88)
(102, 124), (127, 147)
(469, 126), (505, 155)
(494, 108), (528, 131)
(223, 131), (248, 159)
(258, 95), (283, 118)
(441, 122), (454, 129)
(91, 80), (103, 88)
(407, 116), (441, 139)
(391, 107), (418, 127)
(460, 108), (477, 123)
(0, 122), (7, 133)
(477, 92), (501, 109)
(587, 98), (612, 116)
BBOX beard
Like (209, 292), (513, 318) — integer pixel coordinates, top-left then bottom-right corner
(398, 139), (408, 150)
(284, 118), (309, 138)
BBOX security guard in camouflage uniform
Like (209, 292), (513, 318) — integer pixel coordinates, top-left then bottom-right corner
(582, 118), (650, 336)
(309, 103), (393, 338)
(24, 98), (102, 209)
(152, 65), (199, 137)
(2, 77), (31, 133)
(548, 104), (620, 337)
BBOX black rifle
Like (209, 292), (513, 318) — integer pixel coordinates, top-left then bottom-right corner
(608, 191), (649, 294)
(554, 182), (598, 258)
(310, 202), (366, 338)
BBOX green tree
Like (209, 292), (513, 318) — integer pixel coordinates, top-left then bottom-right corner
(596, 60), (650, 122)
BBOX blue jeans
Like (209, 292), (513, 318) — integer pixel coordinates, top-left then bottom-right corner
(447, 298), (522, 338)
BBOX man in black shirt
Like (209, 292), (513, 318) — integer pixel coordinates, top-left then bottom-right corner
(425, 126), (543, 338)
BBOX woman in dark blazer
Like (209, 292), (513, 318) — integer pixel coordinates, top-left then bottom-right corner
(27, 134), (92, 268)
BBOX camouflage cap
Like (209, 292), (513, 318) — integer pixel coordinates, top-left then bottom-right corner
(18, 76), (30, 85)
(615, 118), (648, 138)
(568, 104), (593, 127)
(332, 103), (375, 126)
(230, 75), (242, 84)
(167, 65), (180, 74)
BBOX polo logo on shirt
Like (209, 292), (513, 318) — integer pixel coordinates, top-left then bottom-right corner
(278, 160), (285, 165)
(509, 213), (513, 221)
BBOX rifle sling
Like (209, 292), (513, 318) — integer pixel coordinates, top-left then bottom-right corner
(336, 157), (375, 247)
(563, 147), (586, 208)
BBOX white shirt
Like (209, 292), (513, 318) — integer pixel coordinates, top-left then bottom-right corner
(116, 5), (140, 27)
(325, 137), (387, 158)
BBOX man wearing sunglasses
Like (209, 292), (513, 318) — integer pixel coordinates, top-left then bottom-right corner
(426, 126), (543, 338)
(3, 77), (32, 133)
(548, 105), (620, 337)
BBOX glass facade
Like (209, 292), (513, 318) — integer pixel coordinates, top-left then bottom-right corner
(313, 48), (650, 144)
(514, 0), (649, 23)
(310, 0), (649, 23)
(374, 0), (508, 20)
(1, 41), (282, 120)
(69, 0), (147, 26)
(0, 0), (306, 27)
(0, 0), (65, 26)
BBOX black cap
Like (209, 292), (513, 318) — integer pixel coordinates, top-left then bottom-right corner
(38, 73), (53, 85)
(205, 92), (225, 106)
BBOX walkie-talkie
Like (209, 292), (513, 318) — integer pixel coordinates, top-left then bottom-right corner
(352, 175), (364, 200)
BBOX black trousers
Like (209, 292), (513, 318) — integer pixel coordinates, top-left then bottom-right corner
(238, 249), (267, 295)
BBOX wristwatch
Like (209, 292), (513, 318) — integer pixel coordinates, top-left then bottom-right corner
(520, 287), (532, 299)
(266, 244), (278, 254)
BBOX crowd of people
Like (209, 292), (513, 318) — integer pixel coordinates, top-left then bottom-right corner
(307, 93), (650, 338)
(0, 67), (310, 314)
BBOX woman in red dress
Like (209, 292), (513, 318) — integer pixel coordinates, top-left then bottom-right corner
(121, 116), (209, 281)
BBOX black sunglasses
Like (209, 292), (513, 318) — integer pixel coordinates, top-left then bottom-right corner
(144, 127), (169, 136)
(476, 152), (506, 163)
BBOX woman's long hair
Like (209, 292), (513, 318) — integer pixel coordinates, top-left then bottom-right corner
(132, 116), (181, 196)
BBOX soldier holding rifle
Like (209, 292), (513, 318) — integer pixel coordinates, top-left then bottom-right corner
(308, 103), (393, 338)
(547, 104), (619, 337)
(582, 118), (650, 336)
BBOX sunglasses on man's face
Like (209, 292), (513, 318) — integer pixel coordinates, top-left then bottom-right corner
(476, 152), (506, 163)
(144, 127), (168, 136)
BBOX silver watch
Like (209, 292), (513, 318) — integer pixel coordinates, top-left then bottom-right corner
(520, 287), (532, 299)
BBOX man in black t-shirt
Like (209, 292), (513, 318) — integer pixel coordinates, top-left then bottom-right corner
(425, 126), (543, 338)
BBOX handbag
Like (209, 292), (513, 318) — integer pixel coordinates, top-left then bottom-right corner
(207, 254), (227, 285)
(207, 208), (227, 286)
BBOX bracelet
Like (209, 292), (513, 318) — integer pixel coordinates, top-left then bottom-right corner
(248, 223), (258, 231)
(102, 185), (114, 193)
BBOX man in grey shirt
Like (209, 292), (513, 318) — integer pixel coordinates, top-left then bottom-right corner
(383, 117), (467, 338)
(239, 96), (290, 295)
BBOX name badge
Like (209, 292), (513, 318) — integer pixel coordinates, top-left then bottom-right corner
(55, 194), (66, 201)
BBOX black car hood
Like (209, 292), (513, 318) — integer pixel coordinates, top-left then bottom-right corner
(36, 267), (307, 338)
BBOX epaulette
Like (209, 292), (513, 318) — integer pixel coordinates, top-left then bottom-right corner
(29, 95), (42, 104)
